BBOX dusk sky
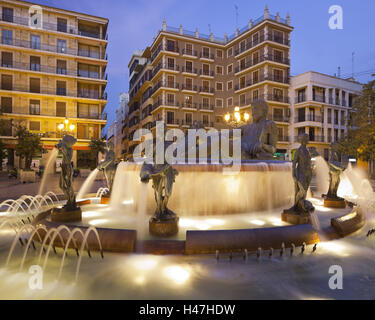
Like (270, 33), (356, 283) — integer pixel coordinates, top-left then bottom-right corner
(33, 0), (375, 131)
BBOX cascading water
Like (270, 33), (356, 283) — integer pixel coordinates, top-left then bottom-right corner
(77, 168), (100, 200)
(136, 183), (148, 240)
(38, 148), (58, 195)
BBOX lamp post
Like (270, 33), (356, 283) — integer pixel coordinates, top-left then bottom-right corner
(224, 106), (250, 128)
(58, 118), (75, 136)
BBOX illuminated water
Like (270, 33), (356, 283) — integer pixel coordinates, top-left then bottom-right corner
(38, 149), (58, 196)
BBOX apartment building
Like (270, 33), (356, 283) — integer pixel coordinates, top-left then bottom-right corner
(0, 0), (108, 169)
(125, 6), (293, 158)
(289, 71), (362, 160)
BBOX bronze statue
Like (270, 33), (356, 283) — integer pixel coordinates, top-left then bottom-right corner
(140, 163), (178, 221)
(324, 142), (346, 200)
(284, 133), (314, 215)
(55, 135), (78, 211)
(241, 100), (278, 160)
(97, 142), (116, 195)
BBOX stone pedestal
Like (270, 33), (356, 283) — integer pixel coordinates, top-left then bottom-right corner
(51, 207), (82, 222)
(19, 170), (36, 183)
(101, 194), (110, 204)
(281, 211), (311, 225)
(323, 195), (346, 208)
(149, 217), (179, 237)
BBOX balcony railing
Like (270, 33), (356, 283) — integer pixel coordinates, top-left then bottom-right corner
(294, 135), (325, 143)
(152, 81), (180, 94)
(199, 69), (214, 77)
(182, 66), (198, 74)
(295, 96), (306, 104)
(235, 75), (290, 91)
(234, 34), (290, 56)
(166, 119), (180, 125)
(235, 54), (290, 73)
(181, 84), (198, 91)
(0, 14), (107, 40)
(151, 45), (179, 62)
(313, 95), (326, 103)
(0, 84), (106, 99)
(199, 104), (214, 111)
(266, 94), (289, 104)
(273, 115), (290, 123)
(182, 48), (198, 57)
(278, 136), (289, 142)
(294, 115), (323, 123)
(199, 86), (215, 94)
(181, 102), (198, 109)
(200, 52), (214, 60)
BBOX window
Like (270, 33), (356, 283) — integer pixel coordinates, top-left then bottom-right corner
(29, 121), (40, 131)
(227, 64), (233, 74)
(202, 47), (210, 58)
(1, 74), (12, 90)
(240, 76), (245, 89)
(167, 40), (176, 52)
(297, 89), (306, 103)
(2, 7), (13, 22)
(252, 51), (259, 65)
(2, 29), (12, 45)
(227, 47), (233, 57)
(1, 52), (12, 67)
(216, 82), (223, 91)
(167, 57), (175, 69)
(202, 63), (210, 76)
(185, 78), (193, 90)
(202, 97), (209, 107)
(1, 96), (12, 113)
(167, 75), (175, 87)
(227, 97), (233, 107)
(78, 103), (99, 119)
(30, 56), (41, 71)
(57, 18), (67, 33)
(252, 90), (259, 101)
(57, 39), (66, 53)
(252, 70), (259, 83)
(240, 94), (246, 106)
(216, 49), (223, 58)
(327, 109), (332, 124)
(29, 100), (40, 115)
(78, 83), (99, 99)
(78, 44), (100, 59)
(184, 95), (193, 108)
(273, 88), (283, 101)
(216, 66), (223, 75)
(202, 80), (209, 91)
(202, 114), (209, 125)
(273, 30), (284, 43)
(57, 60), (67, 75)
(78, 63), (99, 78)
(227, 81), (233, 90)
(273, 108), (283, 121)
(166, 111), (175, 124)
(185, 113), (192, 125)
(185, 60), (193, 73)
(77, 123), (99, 139)
(56, 81), (66, 96)
(334, 110), (339, 125)
(30, 35), (40, 49)
(167, 93), (175, 104)
(274, 49), (283, 63)
(252, 33), (259, 45)
(273, 69), (283, 81)
(185, 43), (193, 55)
(216, 99), (223, 108)
(29, 78), (40, 93)
(56, 102), (66, 117)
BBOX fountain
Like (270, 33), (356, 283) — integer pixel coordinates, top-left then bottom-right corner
(96, 142), (116, 204)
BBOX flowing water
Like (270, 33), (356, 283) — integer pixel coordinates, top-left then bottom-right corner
(38, 148), (58, 196)
(77, 168), (100, 200)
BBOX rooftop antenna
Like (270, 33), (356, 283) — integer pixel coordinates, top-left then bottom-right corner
(352, 52), (355, 78)
(338, 66), (341, 78)
(208, 24), (211, 34)
(234, 4), (239, 29)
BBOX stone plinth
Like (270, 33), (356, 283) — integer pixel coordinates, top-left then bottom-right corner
(323, 196), (346, 208)
(101, 194), (110, 204)
(19, 170), (36, 183)
(149, 217), (179, 237)
(281, 211), (311, 225)
(51, 207), (82, 223)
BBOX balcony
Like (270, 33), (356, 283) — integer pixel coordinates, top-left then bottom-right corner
(0, 14), (107, 40)
(278, 136), (289, 142)
(266, 94), (289, 104)
(235, 75), (290, 92)
(199, 86), (215, 94)
(182, 66), (198, 74)
(77, 90), (101, 99)
(0, 84), (106, 99)
(151, 45), (179, 62)
(152, 63), (179, 78)
(152, 100), (179, 111)
(313, 95), (326, 103)
(181, 120), (193, 126)
(234, 34), (290, 56)
(181, 102), (198, 110)
(200, 52), (214, 60)
(272, 115), (290, 123)
(295, 96), (306, 104)
(181, 84), (198, 92)
(235, 54), (290, 74)
(182, 48), (198, 57)
(294, 115), (323, 123)
(199, 104), (214, 111)
(151, 81), (180, 94)
(166, 119), (180, 125)
(199, 69), (214, 77)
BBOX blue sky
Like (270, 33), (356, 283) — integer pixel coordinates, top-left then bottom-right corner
(33, 0), (375, 130)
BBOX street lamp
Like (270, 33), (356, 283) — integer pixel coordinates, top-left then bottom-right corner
(58, 118), (75, 135)
(224, 106), (250, 127)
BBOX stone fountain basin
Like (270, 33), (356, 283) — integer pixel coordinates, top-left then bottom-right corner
(31, 199), (364, 255)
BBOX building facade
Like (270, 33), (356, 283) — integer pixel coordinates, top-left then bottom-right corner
(0, 0), (108, 169)
(289, 71), (362, 160)
(125, 6), (293, 159)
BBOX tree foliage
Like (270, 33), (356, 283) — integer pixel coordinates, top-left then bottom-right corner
(338, 80), (375, 161)
(14, 125), (45, 170)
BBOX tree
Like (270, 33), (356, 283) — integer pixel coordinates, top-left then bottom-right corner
(0, 140), (6, 171)
(14, 125), (45, 170)
(89, 138), (106, 168)
(338, 80), (375, 161)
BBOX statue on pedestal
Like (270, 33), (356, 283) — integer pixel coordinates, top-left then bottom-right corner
(97, 142), (116, 195)
(241, 100), (278, 160)
(284, 134), (314, 217)
(52, 134), (81, 222)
